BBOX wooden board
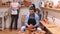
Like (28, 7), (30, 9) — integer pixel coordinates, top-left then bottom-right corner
(40, 20), (60, 34)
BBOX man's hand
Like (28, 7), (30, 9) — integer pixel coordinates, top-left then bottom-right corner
(33, 26), (36, 28)
(28, 24), (34, 29)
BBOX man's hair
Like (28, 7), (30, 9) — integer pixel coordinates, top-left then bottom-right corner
(29, 6), (35, 11)
(32, 4), (35, 9)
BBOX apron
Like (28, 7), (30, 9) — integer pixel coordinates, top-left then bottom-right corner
(28, 14), (36, 26)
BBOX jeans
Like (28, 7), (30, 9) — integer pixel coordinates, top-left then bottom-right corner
(39, 14), (41, 20)
(41, 10), (44, 20)
(10, 14), (18, 30)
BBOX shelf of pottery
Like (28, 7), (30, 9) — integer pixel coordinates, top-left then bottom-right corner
(0, 0), (10, 7)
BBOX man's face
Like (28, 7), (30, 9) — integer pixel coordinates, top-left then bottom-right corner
(29, 10), (34, 15)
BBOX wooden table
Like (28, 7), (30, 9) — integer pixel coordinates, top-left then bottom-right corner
(40, 20), (60, 34)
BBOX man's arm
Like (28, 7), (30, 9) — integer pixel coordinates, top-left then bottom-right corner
(25, 14), (29, 26)
(9, 3), (12, 15)
(17, 3), (21, 13)
(35, 14), (39, 27)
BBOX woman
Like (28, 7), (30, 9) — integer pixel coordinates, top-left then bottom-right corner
(10, 0), (20, 31)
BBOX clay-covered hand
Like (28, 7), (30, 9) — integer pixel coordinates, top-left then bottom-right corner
(28, 24), (34, 29)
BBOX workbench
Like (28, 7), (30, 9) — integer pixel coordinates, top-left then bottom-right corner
(40, 20), (60, 34)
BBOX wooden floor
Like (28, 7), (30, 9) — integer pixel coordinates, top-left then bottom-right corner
(0, 29), (19, 34)
(0, 29), (46, 34)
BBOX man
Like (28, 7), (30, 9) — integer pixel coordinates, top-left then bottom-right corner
(20, 6), (42, 32)
(10, 0), (20, 30)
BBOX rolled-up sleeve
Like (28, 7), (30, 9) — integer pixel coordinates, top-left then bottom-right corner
(35, 14), (39, 27)
(25, 14), (29, 26)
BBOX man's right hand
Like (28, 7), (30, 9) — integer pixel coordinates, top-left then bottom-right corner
(28, 24), (34, 29)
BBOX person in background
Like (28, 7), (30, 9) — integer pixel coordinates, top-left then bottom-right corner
(38, 1), (44, 20)
(10, 0), (20, 31)
(20, 6), (42, 32)
(39, 1), (44, 20)
(36, 8), (41, 20)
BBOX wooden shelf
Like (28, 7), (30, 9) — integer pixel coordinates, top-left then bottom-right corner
(0, 1), (10, 7)
(23, 0), (32, 7)
(40, 7), (60, 12)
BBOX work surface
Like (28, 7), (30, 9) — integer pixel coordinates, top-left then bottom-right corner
(40, 20), (60, 34)
(0, 29), (45, 34)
